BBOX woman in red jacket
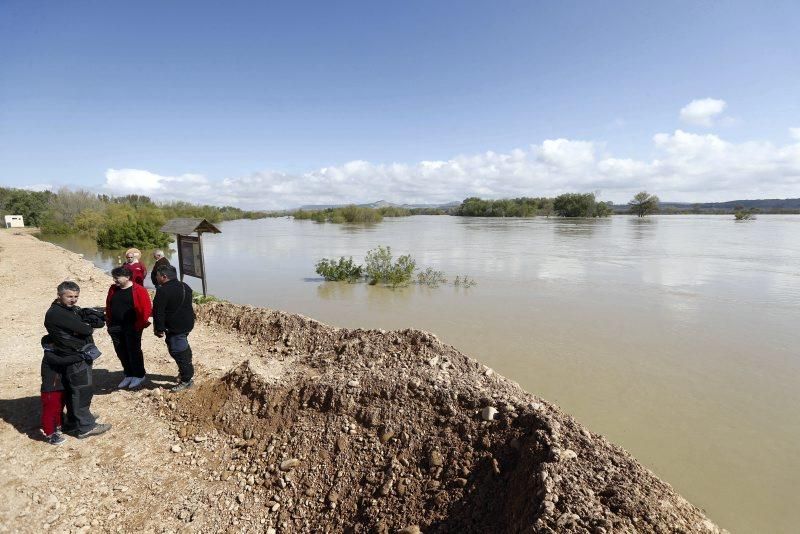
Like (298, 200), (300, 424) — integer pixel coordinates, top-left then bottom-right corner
(124, 248), (147, 286)
(106, 266), (152, 389)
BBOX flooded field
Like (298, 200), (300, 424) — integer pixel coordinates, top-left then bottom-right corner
(42, 214), (800, 533)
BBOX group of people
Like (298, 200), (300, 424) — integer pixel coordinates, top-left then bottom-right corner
(40, 249), (196, 445)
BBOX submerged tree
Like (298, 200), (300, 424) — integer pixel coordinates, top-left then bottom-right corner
(551, 193), (614, 218)
(628, 191), (660, 217)
(733, 206), (756, 220)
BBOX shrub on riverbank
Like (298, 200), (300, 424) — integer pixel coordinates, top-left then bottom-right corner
(0, 187), (276, 249)
(377, 206), (412, 217)
(192, 291), (221, 304)
(96, 217), (172, 249)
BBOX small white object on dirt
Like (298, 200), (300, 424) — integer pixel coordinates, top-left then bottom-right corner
(481, 407), (498, 421)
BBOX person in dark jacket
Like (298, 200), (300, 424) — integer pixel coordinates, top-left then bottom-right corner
(43, 281), (112, 440)
(153, 265), (195, 392)
(150, 250), (170, 287)
(106, 266), (152, 389)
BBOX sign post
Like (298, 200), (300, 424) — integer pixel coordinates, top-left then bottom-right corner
(160, 218), (221, 296)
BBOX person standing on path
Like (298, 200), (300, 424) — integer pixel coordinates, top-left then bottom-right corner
(43, 281), (111, 440)
(124, 248), (147, 286)
(39, 334), (68, 445)
(106, 266), (152, 389)
(150, 250), (170, 287)
(152, 265), (195, 392)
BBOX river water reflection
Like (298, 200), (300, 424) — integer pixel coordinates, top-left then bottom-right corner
(41, 215), (800, 533)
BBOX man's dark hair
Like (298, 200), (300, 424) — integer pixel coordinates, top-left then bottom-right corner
(57, 281), (80, 295)
(111, 266), (133, 278)
(156, 264), (178, 280)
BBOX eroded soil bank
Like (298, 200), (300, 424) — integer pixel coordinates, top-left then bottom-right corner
(161, 302), (723, 533)
(0, 230), (723, 533)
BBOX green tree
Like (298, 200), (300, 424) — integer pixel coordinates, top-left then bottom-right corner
(40, 188), (103, 233)
(96, 216), (172, 249)
(74, 209), (106, 237)
(592, 200), (614, 218)
(553, 193), (596, 217)
(0, 187), (53, 227)
(455, 196), (556, 217)
(733, 206), (756, 220)
(628, 191), (660, 217)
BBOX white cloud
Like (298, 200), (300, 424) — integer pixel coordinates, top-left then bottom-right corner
(20, 183), (54, 192)
(104, 169), (215, 201)
(102, 130), (800, 208)
(679, 98), (727, 127)
(790, 127), (800, 141)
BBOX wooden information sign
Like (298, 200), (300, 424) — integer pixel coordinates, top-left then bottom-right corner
(160, 218), (221, 296)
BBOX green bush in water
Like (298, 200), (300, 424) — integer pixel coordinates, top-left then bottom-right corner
(417, 267), (447, 288)
(734, 206), (756, 220)
(365, 245), (416, 288)
(96, 218), (172, 249)
(454, 275), (477, 288)
(315, 257), (364, 282)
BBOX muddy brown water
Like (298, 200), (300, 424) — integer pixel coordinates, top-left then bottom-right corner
(40, 214), (800, 533)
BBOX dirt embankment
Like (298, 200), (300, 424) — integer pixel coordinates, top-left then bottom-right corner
(0, 230), (724, 533)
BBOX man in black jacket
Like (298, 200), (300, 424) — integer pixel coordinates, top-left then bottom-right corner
(43, 281), (111, 439)
(150, 250), (170, 287)
(153, 265), (195, 392)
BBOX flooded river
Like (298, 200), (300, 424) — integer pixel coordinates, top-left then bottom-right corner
(41, 214), (800, 533)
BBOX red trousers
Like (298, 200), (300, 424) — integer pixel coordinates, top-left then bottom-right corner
(40, 391), (66, 436)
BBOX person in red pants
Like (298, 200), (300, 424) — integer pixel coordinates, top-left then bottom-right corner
(41, 282), (109, 444)
(40, 338), (67, 445)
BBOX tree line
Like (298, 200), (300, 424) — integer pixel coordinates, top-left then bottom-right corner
(0, 187), (275, 249)
(454, 192), (659, 218)
(292, 205), (449, 223)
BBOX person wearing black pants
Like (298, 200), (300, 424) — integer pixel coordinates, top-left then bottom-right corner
(43, 281), (111, 440)
(106, 266), (152, 389)
(153, 265), (196, 392)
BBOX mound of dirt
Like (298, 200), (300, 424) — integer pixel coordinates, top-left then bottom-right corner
(157, 302), (723, 533)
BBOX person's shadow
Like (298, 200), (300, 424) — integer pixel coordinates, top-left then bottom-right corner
(0, 394), (41, 439)
(0, 370), (176, 440)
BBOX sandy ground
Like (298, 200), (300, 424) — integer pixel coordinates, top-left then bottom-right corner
(0, 229), (253, 533)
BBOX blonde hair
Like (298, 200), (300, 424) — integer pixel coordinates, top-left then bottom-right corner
(125, 248), (141, 259)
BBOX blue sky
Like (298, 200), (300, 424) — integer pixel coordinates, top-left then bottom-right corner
(1, 1), (799, 208)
